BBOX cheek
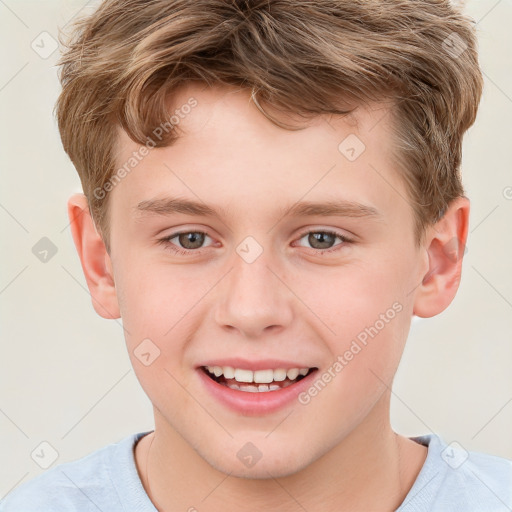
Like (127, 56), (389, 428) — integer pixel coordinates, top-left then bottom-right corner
(332, 301), (407, 382)
(117, 264), (198, 407)
(307, 304), (409, 432)
(303, 256), (410, 336)
(114, 258), (215, 386)
(305, 254), (413, 389)
(114, 256), (202, 338)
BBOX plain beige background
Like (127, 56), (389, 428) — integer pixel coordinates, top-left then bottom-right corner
(1, 0), (511, 498)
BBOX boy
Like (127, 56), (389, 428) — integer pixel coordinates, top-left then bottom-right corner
(1, 0), (511, 510)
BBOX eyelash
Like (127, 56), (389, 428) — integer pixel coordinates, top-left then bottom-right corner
(157, 229), (354, 256)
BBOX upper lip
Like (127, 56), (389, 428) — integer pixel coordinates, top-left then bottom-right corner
(198, 358), (317, 371)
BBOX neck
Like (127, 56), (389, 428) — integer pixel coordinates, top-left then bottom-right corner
(135, 398), (427, 512)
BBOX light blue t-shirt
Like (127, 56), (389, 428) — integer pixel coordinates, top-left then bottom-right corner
(1, 431), (511, 511)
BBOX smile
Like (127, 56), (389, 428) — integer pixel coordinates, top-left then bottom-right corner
(197, 358), (320, 415)
(202, 365), (315, 392)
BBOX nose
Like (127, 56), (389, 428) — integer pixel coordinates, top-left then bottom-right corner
(214, 249), (294, 339)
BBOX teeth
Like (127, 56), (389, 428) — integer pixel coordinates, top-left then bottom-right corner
(239, 384), (259, 392)
(222, 366), (235, 379)
(254, 369), (274, 383)
(273, 369), (287, 381)
(287, 368), (299, 380)
(205, 365), (311, 384)
(234, 368), (253, 383)
(226, 382), (295, 392)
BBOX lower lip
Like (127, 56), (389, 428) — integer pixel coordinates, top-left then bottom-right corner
(197, 367), (318, 416)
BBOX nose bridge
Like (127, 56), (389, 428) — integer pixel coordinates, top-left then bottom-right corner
(214, 244), (293, 337)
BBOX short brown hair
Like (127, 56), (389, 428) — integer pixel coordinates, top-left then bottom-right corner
(55, 0), (483, 252)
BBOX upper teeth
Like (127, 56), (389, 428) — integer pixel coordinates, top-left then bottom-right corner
(206, 366), (310, 383)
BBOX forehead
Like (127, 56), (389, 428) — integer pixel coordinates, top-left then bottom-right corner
(111, 83), (409, 227)
(151, 81), (393, 145)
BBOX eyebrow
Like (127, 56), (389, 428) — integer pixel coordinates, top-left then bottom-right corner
(135, 196), (383, 221)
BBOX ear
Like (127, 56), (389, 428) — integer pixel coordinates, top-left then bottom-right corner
(67, 193), (120, 319)
(413, 196), (470, 318)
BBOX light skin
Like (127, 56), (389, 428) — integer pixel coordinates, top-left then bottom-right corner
(68, 82), (469, 511)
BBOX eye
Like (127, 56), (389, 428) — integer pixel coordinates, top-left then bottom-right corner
(295, 229), (353, 253)
(157, 230), (214, 255)
(157, 228), (353, 257)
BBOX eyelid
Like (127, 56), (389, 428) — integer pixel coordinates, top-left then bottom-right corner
(294, 228), (354, 251)
(296, 226), (353, 240)
(158, 229), (215, 250)
(157, 226), (355, 255)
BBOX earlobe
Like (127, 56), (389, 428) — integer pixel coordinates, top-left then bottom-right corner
(67, 193), (120, 319)
(412, 196), (470, 318)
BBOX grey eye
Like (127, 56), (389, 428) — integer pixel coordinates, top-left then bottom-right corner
(172, 232), (208, 250)
(307, 232), (336, 249)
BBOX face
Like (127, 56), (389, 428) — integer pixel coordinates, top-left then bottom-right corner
(106, 83), (428, 478)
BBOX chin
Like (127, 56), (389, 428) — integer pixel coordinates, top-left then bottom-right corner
(201, 445), (310, 480)
(213, 460), (305, 480)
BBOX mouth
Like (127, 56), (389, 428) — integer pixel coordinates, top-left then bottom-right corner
(200, 365), (318, 393)
(197, 362), (320, 415)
